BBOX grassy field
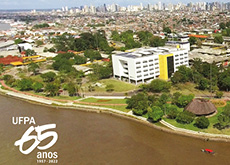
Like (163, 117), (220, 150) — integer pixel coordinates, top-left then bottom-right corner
(30, 75), (43, 82)
(75, 103), (129, 112)
(80, 98), (127, 104)
(171, 82), (211, 96)
(79, 98), (129, 112)
(52, 95), (81, 101)
(82, 79), (138, 93)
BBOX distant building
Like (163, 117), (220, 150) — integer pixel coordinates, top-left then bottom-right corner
(18, 43), (32, 53)
(112, 46), (189, 84)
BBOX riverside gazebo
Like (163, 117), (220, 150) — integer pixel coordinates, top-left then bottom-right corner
(184, 98), (217, 116)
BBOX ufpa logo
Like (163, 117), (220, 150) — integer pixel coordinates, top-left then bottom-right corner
(13, 117), (58, 155)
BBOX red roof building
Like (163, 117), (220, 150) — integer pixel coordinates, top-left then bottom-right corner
(0, 55), (23, 65)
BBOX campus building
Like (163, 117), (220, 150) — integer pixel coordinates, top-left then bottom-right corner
(112, 47), (189, 84)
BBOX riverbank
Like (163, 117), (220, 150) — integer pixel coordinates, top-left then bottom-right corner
(1, 83), (230, 142)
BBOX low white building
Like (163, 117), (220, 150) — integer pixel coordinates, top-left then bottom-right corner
(112, 47), (189, 84)
(18, 43), (32, 52)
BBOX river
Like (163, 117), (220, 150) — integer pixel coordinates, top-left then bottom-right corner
(0, 23), (11, 31)
(0, 95), (230, 165)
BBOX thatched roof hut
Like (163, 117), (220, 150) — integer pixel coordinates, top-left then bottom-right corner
(184, 99), (217, 116)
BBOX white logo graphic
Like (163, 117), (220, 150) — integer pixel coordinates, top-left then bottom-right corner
(14, 124), (58, 155)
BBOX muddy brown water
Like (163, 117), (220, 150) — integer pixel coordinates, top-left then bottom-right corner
(0, 95), (230, 165)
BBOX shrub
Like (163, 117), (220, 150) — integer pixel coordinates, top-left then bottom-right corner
(194, 116), (210, 129)
(176, 111), (195, 124)
(176, 94), (194, 108)
(133, 109), (145, 116)
(144, 79), (171, 93)
(166, 105), (179, 119)
(17, 78), (33, 91)
(148, 106), (164, 122)
(216, 91), (223, 98)
(106, 84), (114, 92)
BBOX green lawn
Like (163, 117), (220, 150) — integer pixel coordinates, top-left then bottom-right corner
(52, 95), (81, 101)
(171, 82), (211, 96)
(75, 102), (129, 112)
(83, 79), (139, 93)
(80, 97), (127, 104)
(30, 75), (43, 82)
(164, 118), (200, 131)
(77, 98), (129, 112)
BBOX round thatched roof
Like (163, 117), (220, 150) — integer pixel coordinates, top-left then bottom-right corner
(184, 99), (217, 116)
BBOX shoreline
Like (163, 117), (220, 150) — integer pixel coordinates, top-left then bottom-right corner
(1, 87), (230, 142)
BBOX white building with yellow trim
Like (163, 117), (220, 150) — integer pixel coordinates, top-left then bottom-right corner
(112, 47), (188, 84)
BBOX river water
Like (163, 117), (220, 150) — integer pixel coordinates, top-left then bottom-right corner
(0, 23), (10, 31)
(0, 95), (230, 165)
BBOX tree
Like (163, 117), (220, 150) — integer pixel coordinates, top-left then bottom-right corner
(74, 55), (87, 65)
(171, 65), (193, 84)
(219, 76), (230, 91)
(176, 111), (195, 124)
(163, 27), (172, 34)
(28, 62), (39, 75)
(33, 23), (49, 29)
(188, 37), (197, 45)
(111, 31), (121, 41)
(84, 49), (102, 62)
(219, 22), (226, 29)
(159, 93), (169, 105)
(32, 82), (43, 92)
(226, 21), (230, 28)
(3, 74), (15, 86)
(149, 36), (165, 47)
(25, 49), (36, 56)
(175, 94), (194, 108)
(52, 53), (75, 73)
(144, 79), (171, 93)
(137, 31), (153, 45)
(127, 93), (149, 116)
(198, 78), (209, 90)
(214, 36), (224, 44)
(53, 33), (75, 51)
(44, 83), (60, 96)
(216, 91), (223, 98)
(41, 72), (56, 82)
(14, 38), (23, 44)
(0, 63), (4, 74)
(194, 116), (210, 129)
(91, 63), (112, 80)
(166, 105), (179, 119)
(148, 106), (164, 122)
(17, 78), (33, 91)
(172, 92), (182, 105)
(67, 83), (77, 96)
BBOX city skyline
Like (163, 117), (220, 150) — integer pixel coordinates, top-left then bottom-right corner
(0, 0), (230, 9)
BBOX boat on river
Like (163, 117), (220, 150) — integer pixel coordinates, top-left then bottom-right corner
(201, 149), (215, 154)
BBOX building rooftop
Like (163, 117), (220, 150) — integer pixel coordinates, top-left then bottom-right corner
(114, 47), (182, 59)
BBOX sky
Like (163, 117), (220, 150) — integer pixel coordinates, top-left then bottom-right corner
(0, 0), (229, 10)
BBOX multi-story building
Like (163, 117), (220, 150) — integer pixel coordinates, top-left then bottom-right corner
(112, 46), (189, 84)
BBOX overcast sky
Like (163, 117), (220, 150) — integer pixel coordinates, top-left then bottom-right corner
(0, 0), (229, 10)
